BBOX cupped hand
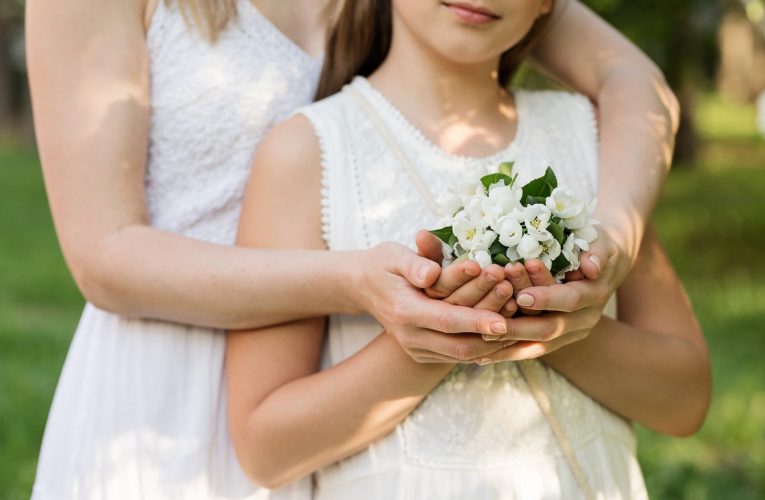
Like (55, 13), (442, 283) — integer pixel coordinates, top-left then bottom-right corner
(476, 258), (607, 363)
(356, 239), (513, 363)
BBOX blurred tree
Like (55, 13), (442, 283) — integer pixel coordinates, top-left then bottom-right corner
(582, 0), (721, 163)
(0, 0), (29, 140)
(717, 0), (765, 102)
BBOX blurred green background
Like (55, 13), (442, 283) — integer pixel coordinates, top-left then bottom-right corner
(1, 0), (764, 499)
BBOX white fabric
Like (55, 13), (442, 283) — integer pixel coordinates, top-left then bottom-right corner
(299, 77), (647, 500)
(32, 1), (321, 498)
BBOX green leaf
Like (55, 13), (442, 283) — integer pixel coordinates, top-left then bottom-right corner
(492, 254), (511, 266)
(521, 167), (558, 204)
(480, 173), (513, 191)
(548, 222), (565, 245)
(498, 161), (515, 177)
(525, 195), (547, 206)
(429, 226), (453, 244)
(448, 233), (459, 250)
(489, 238), (508, 256)
(551, 253), (572, 275)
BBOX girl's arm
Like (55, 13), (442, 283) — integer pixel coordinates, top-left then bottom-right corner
(542, 225), (711, 436)
(25, 0), (506, 349)
(226, 116), (454, 488)
(518, 0), (680, 307)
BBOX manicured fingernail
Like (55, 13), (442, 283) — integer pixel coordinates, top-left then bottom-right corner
(464, 266), (480, 277)
(589, 255), (602, 272)
(491, 322), (507, 334)
(476, 358), (493, 366)
(482, 334), (502, 341)
(517, 294), (534, 307)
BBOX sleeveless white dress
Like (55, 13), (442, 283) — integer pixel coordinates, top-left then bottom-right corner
(299, 77), (649, 500)
(32, 2), (321, 498)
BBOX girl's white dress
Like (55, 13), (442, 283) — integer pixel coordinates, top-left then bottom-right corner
(32, 1), (321, 498)
(299, 77), (649, 500)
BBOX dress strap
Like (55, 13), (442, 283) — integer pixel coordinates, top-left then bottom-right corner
(346, 85), (444, 216)
(519, 361), (596, 500)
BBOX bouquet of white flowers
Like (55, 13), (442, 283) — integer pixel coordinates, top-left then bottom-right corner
(430, 162), (598, 282)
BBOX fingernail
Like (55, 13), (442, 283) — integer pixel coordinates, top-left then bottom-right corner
(490, 322), (507, 334)
(517, 294), (534, 307)
(476, 358), (493, 366)
(482, 334), (502, 341)
(589, 255), (602, 272)
(464, 267), (479, 277)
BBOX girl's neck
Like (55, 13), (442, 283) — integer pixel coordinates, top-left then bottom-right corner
(368, 23), (518, 158)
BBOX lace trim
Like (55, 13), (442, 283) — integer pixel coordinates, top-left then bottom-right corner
(351, 77), (524, 166)
(298, 110), (333, 248)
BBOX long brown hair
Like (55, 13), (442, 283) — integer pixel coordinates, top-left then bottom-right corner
(316, 0), (556, 100)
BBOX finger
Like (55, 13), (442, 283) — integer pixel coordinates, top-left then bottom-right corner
(500, 297), (518, 318)
(408, 297), (509, 336)
(524, 260), (556, 286)
(481, 329), (590, 363)
(443, 265), (505, 306)
(504, 262), (538, 315)
(578, 251), (602, 280)
(474, 280), (514, 314)
(416, 229), (446, 264)
(494, 310), (593, 342)
(506, 279), (606, 313)
(425, 260), (481, 299)
(406, 330), (512, 362)
(393, 246), (442, 288)
(564, 269), (584, 282)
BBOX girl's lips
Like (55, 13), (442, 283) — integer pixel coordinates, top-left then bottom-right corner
(442, 2), (501, 25)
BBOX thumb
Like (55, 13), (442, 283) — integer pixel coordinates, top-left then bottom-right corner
(396, 247), (441, 288)
(416, 230), (445, 263)
(578, 243), (606, 281)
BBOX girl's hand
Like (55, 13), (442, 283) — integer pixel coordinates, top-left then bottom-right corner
(506, 226), (628, 315)
(474, 259), (605, 363)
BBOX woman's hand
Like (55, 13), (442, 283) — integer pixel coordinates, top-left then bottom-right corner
(353, 240), (515, 364)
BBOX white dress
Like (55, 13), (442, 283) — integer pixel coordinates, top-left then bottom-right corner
(299, 77), (649, 500)
(32, 1), (321, 498)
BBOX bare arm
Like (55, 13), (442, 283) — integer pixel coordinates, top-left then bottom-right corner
(25, 0), (508, 346)
(515, 0), (680, 309)
(226, 117), (454, 487)
(542, 226), (711, 436)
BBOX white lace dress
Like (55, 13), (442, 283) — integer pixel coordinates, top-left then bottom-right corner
(32, 2), (321, 498)
(300, 77), (649, 500)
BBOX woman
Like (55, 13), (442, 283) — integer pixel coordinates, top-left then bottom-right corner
(27, 0), (678, 498)
(226, 1), (710, 498)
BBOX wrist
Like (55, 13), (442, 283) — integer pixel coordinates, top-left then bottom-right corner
(339, 249), (370, 315)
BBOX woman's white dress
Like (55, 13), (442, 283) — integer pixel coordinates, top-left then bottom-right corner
(32, 1), (321, 498)
(299, 77), (649, 499)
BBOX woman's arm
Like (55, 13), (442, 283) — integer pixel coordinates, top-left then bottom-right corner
(542, 225), (711, 436)
(25, 0), (507, 350)
(226, 117), (456, 487)
(517, 0), (680, 307)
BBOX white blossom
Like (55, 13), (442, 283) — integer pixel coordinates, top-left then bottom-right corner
(470, 250), (493, 269)
(521, 204), (554, 241)
(452, 212), (496, 252)
(495, 214), (523, 248)
(546, 187), (585, 219)
(573, 224), (598, 252)
(517, 234), (543, 260)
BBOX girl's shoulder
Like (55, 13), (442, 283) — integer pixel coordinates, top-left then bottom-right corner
(516, 89), (597, 132)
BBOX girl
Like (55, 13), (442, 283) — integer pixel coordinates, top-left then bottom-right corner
(28, 0), (679, 498)
(227, 0), (710, 498)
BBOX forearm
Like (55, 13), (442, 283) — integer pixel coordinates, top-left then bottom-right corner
(543, 316), (709, 436)
(595, 65), (679, 261)
(81, 224), (362, 329)
(236, 333), (452, 488)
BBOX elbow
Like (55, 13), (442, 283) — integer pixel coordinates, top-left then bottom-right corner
(651, 360), (712, 438)
(69, 250), (140, 317)
(230, 417), (304, 490)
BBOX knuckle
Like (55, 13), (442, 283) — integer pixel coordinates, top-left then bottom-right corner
(565, 289), (583, 311)
(453, 342), (475, 361)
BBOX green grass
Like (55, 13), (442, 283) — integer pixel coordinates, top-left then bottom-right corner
(0, 96), (764, 498)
